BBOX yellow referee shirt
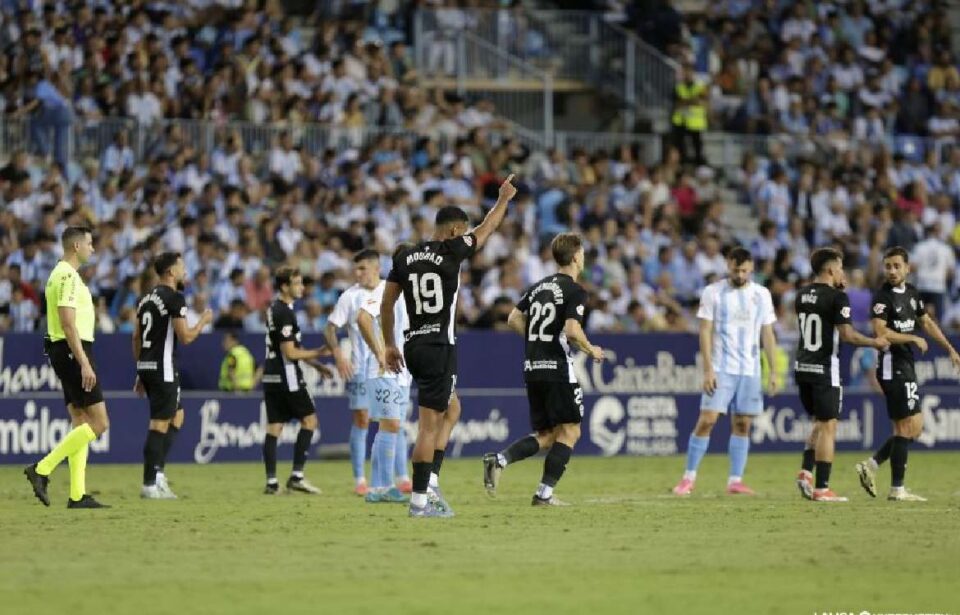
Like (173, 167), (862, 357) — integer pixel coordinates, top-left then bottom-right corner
(46, 261), (95, 342)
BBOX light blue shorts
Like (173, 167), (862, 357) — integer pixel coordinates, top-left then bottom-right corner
(346, 378), (369, 410)
(700, 373), (763, 415)
(369, 377), (409, 421)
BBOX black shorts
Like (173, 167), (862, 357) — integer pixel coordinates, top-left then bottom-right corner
(138, 371), (181, 420)
(263, 384), (315, 424)
(404, 344), (457, 412)
(798, 381), (841, 421)
(526, 381), (584, 432)
(880, 378), (921, 421)
(48, 340), (104, 408)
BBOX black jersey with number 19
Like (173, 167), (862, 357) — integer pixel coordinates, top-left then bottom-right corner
(516, 273), (588, 383)
(387, 233), (477, 348)
(135, 284), (187, 383)
(793, 283), (851, 387)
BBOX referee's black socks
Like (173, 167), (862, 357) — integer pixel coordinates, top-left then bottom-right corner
(142, 430), (166, 486)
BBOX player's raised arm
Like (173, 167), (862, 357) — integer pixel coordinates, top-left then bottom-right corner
(380, 280), (404, 373)
(173, 308), (212, 344)
(470, 174), (517, 249)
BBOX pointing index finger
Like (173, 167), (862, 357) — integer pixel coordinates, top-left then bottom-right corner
(505, 174), (515, 183)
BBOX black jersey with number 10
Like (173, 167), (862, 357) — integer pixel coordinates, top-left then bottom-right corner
(135, 284), (187, 382)
(387, 234), (477, 348)
(516, 273), (588, 383)
(793, 283), (851, 387)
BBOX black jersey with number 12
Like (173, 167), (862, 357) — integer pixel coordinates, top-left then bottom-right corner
(871, 282), (925, 382)
(135, 284), (186, 382)
(388, 234), (477, 348)
(793, 283), (851, 387)
(516, 273), (588, 383)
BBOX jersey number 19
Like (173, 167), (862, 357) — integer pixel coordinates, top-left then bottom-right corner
(408, 273), (443, 315)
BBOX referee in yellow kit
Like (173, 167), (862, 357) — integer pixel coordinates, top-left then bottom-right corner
(24, 226), (110, 508)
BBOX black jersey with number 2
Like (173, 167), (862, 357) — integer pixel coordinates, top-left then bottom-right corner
(516, 273), (588, 383)
(871, 282), (925, 382)
(135, 284), (186, 382)
(793, 283), (851, 387)
(387, 233), (477, 348)
(263, 299), (305, 391)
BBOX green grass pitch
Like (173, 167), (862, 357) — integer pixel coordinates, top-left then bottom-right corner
(1, 452), (958, 615)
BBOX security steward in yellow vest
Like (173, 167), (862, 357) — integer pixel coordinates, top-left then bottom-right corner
(672, 63), (708, 166)
(219, 330), (258, 391)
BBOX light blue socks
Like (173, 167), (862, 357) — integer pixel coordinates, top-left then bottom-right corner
(349, 426), (368, 482)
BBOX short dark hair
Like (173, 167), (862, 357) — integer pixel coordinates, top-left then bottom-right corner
(393, 242), (414, 259)
(810, 247), (842, 275)
(883, 246), (910, 263)
(153, 251), (182, 275)
(727, 247), (753, 266)
(435, 206), (469, 227)
(274, 267), (301, 290)
(61, 226), (91, 249)
(551, 233), (583, 267)
(354, 249), (379, 263)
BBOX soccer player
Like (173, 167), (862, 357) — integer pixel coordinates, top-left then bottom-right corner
(262, 267), (331, 495)
(24, 226), (109, 508)
(672, 247), (778, 496)
(855, 247), (960, 501)
(793, 248), (888, 502)
(381, 174), (518, 518)
(324, 250), (382, 496)
(133, 252), (212, 499)
(356, 244), (416, 503)
(483, 233), (604, 506)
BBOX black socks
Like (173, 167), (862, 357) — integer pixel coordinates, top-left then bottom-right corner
(412, 461), (432, 494)
(890, 436), (911, 488)
(293, 429), (313, 474)
(432, 449), (445, 477)
(263, 434), (278, 482)
(143, 430), (166, 486)
(814, 461), (832, 489)
(801, 448), (815, 473)
(503, 436), (540, 465)
(541, 443), (573, 488)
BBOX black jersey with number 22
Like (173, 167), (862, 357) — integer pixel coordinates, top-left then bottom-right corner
(516, 273), (587, 383)
(387, 234), (477, 348)
(136, 284), (186, 382)
(793, 283), (851, 387)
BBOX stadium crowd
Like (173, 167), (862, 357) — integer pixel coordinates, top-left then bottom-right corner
(3, 0), (960, 339)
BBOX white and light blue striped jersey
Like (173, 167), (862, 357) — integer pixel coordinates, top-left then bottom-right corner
(697, 279), (776, 377)
(328, 282), (383, 383)
(361, 282), (413, 387)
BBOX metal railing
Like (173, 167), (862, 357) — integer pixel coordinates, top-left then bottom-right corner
(413, 9), (677, 130)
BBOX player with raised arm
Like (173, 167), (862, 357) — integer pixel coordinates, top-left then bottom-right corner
(482, 233), (604, 506)
(357, 243), (416, 503)
(855, 247), (960, 501)
(324, 251), (382, 496)
(134, 252), (212, 499)
(381, 175), (518, 518)
(793, 248), (888, 502)
(672, 247), (779, 496)
(262, 268), (332, 495)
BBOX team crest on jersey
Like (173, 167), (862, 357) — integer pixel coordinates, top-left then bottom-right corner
(576, 305), (584, 316)
(841, 307), (851, 318)
(463, 235), (474, 247)
(910, 298), (917, 311)
(281, 325), (293, 337)
(180, 306), (187, 317)
(873, 303), (886, 315)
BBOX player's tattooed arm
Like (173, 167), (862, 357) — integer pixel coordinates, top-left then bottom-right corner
(872, 318), (928, 353)
(380, 281), (405, 373)
(506, 307), (526, 336)
(761, 323), (779, 394)
(357, 310), (386, 372)
(563, 318), (604, 362)
(471, 174), (517, 249)
(838, 323), (889, 351)
(919, 313), (960, 370)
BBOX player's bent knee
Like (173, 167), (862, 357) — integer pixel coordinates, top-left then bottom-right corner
(302, 414), (318, 430)
(557, 423), (581, 444)
(380, 419), (401, 433)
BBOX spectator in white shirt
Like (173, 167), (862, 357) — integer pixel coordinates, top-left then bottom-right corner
(912, 223), (956, 318)
(101, 130), (136, 178)
(268, 131), (303, 184)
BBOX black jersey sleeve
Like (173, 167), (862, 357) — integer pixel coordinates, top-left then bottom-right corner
(442, 233), (478, 262)
(916, 291), (926, 316)
(170, 292), (187, 319)
(387, 251), (406, 284)
(834, 291), (852, 326)
(516, 287), (532, 313)
(564, 285), (587, 324)
(870, 288), (890, 320)
(274, 305), (297, 341)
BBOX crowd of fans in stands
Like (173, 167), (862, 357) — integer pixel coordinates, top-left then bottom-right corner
(3, 0), (960, 340)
